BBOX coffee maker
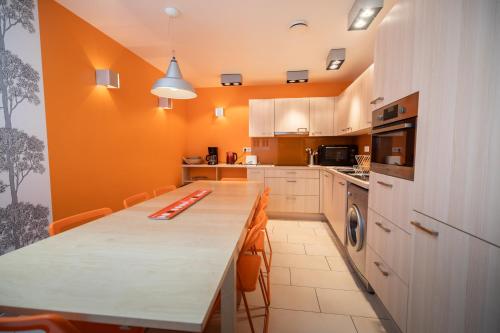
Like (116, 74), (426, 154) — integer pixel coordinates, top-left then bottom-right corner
(206, 147), (218, 165)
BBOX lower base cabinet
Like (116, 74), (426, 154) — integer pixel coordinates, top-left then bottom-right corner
(407, 211), (500, 333)
(331, 174), (347, 243)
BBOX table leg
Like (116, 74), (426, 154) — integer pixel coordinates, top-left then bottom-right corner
(221, 255), (236, 333)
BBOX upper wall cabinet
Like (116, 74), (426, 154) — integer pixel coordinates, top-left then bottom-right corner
(249, 99), (275, 137)
(309, 97), (335, 136)
(412, 0), (500, 246)
(274, 98), (310, 134)
(334, 65), (374, 136)
(372, 0), (416, 109)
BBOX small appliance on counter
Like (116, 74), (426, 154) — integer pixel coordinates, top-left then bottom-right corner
(317, 144), (358, 166)
(245, 155), (258, 165)
(182, 156), (203, 165)
(206, 147), (218, 165)
(226, 151), (238, 164)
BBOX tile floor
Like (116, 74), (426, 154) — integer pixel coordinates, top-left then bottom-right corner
(231, 219), (401, 333)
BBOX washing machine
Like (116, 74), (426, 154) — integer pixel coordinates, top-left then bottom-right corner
(345, 182), (372, 291)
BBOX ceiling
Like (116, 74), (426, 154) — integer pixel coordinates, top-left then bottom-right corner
(56, 0), (395, 88)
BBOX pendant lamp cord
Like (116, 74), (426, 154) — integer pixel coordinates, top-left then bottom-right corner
(168, 15), (176, 58)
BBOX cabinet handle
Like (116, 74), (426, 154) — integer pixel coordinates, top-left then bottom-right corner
(338, 181), (345, 186)
(377, 181), (393, 188)
(370, 97), (384, 105)
(375, 222), (391, 233)
(286, 196), (297, 200)
(374, 261), (389, 276)
(411, 221), (439, 237)
(286, 180), (297, 183)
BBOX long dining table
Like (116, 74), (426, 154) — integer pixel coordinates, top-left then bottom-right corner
(0, 180), (262, 332)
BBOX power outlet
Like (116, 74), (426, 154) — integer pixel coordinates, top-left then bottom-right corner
(243, 147), (252, 153)
(364, 145), (370, 153)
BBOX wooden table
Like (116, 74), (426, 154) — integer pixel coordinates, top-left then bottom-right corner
(0, 181), (261, 332)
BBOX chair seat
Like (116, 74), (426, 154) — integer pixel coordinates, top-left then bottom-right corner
(237, 255), (261, 292)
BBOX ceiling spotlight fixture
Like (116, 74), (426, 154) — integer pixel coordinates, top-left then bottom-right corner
(347, 0), (384, 31)
(151, 7), (197, 99)
(221, 74), (242, 86)
(326, 48), (346, 70)
(287, 70), (308, 84)
(289, 20), (309, 31)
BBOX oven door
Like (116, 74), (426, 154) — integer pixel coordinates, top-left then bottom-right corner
(371, 118), (416, 180)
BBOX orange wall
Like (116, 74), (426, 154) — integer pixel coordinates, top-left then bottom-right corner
(39, 0), (187, 220)
(184, 82), (351, 160)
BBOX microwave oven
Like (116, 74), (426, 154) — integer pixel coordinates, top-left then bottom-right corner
(317, 145), (358, 166)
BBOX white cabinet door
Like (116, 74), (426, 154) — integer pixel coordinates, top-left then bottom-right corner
(274, 98), (310, 133)
(309, 97), (334, 136)
(249, 99), (275, 137)
(334, 92), (348, 135)
(331, 174), (347, 243)
(372, 0), (416, 108)
(321, 171), (334, 224)
(407, 211), (500, 333)
(412, 0), (500, 246)
(358, 64), (374, 130)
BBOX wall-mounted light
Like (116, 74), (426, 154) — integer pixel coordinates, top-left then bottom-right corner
(287, 70), (308, 84)
(96, 69), (120, 88)
(215, 107), (224, 117)
(221, 74), (242, 86)
(347, 0), (384, 31)
(159, 97), (173, 109)
(326, 48), (346, 70)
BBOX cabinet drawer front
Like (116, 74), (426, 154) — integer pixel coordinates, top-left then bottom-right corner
(368, 172), (413, 233)
(367, 208), (411, 284)
(265, 178), (319, 196)
(247, 169), (265, 181)
(267, 195), (319, 213)
(366, 245), (408, 332)
(265, 169), (319, 179)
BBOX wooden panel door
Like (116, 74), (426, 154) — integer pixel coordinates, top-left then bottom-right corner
(309, 97), (334, 136)
(358, 64), (374, 130)
(407, 211), (500, 333)
(331, 174), (347, 243)
(321, 172), (334, 224)
(274, 98), (310, 133)
(412, 0), (500, 246)
(249, 99), (274, 137)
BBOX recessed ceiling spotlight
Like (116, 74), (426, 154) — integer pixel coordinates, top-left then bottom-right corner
(289, 20), (309, 31)
(287, 70), (308, 84)
(326, 48), (346, 70)
(221, 74), (242, 86)
(347, 0), (383, 31)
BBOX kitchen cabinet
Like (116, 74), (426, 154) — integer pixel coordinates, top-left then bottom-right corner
(274, 98), (310, 133)
(249, 99), (275, 137)
(372, 0), (416, 108)
(412, 0), (500, 246)
(407, 211), (500, 333)
(247, 168), (265, 183)
(330, 174), (347, 243)
(321, 171), (334, 224)
(309, 97), (334, 136)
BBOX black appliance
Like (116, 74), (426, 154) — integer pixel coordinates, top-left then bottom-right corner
(371, 92), (418, 180)
(206, 147), (218, 165)
(317, 145), (358, 166)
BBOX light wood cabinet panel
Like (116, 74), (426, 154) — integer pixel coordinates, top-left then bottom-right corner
(372, 0), (416, 108)
(264, 168), (319, 179)
(247, 169), (265, 183)
(331, 174), (347, 243)
(407, 211), (500, 333)
(358, 64), (374, 130)
(366, 245), (409, 332)
(321, 171), (334, 224)
(267, 195), (319, 214)
(412, 0), (500, 246)
(309, 97), (334, 136)
(334, 92), (348, 136)
(249, 99), (275, 137)
(265, 178), (319, 196)
(367, 208), (411, 284)
(274, 98), (310, 133)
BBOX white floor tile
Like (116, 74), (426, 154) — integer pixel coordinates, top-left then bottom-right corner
(273, 225), (316, 236)
(316, 289), (389, 319)
(270, 266), (291, 285)
(287, 233), (335, 244)
(297, 221), (328, 229)
(304, 243), (342, 256)
(352, 316), (402, 333)
(272, 253), (330, 270)
(267, 241), (305, 254)
(313, 226), (334, 236)
(268, 232), (287, 242)
(327, 256), (353, 272)
(269, 284), (320, 312)
(291, 268), (363, 291)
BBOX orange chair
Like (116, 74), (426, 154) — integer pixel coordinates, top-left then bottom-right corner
(123, 192), (150, 208)
(49, 208), (112, 236)
(238, 219), (270, 333)
(0, 314), (80, 333)
(153, 185), (176, 197)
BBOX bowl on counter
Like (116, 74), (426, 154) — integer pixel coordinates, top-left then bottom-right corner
(183, 156), (204, 165)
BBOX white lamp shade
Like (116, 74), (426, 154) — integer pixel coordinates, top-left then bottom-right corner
(151, 57), (197, 99)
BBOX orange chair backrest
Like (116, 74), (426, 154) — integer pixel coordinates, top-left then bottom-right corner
(49, 208), (112, 236)
(123, 192), (150, 208)
(241, 222), (263, 254)
(0, 314), (80, 333)
(153, 185), (176, 197)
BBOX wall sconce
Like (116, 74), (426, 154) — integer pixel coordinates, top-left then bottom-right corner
(159, 97), (173, 109)
(96, 69), (120, 88)
(215, 107), (224, 117)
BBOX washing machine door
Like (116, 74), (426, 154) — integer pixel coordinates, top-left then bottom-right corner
(346, 204), (365, 251)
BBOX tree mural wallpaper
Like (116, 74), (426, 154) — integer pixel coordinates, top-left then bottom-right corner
(0, 0), (51, 255)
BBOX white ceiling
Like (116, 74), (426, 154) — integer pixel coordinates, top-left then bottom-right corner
(56, 0), (395, 88)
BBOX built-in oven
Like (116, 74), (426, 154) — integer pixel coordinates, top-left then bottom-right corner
(371, 92), (418, 180)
